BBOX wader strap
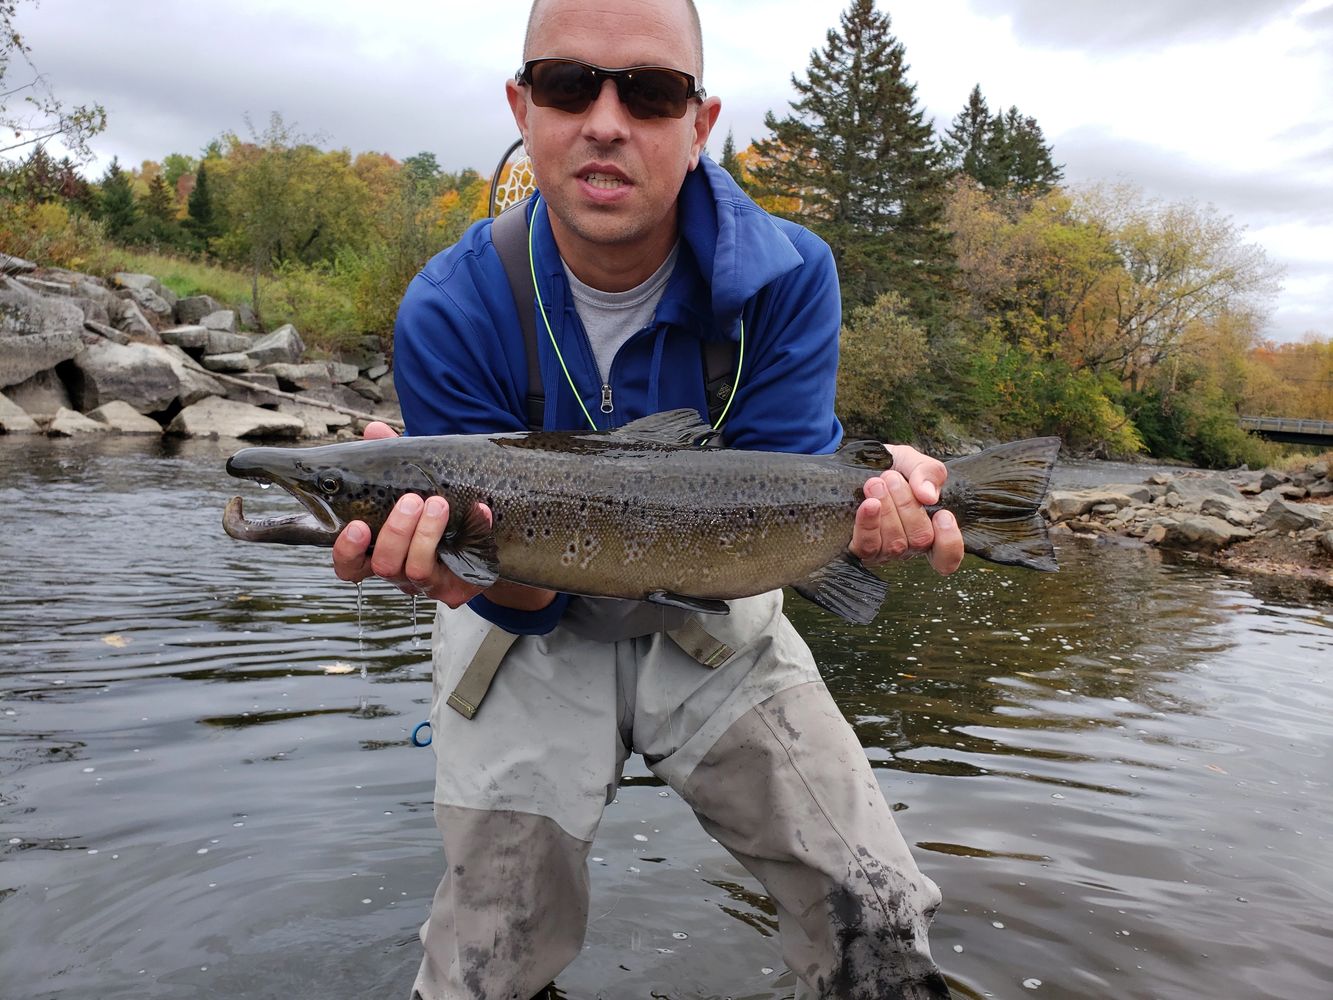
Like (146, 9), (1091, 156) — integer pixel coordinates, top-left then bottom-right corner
(491, 197), (543, 430)
(666, 617), (735, 669)
(447, 627), (522, 720)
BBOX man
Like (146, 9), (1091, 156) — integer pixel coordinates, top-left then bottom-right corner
(335, 1), (963, 997)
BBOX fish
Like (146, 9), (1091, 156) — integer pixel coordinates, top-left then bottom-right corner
(222, 408), (1060, 625)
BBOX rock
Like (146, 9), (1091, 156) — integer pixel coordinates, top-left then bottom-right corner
(68, 339), (180, 413)
(1164, 475), (1244, 501)
(348, 376), (383, 403)
(4, 368), (71, 423)
(161, 325), (210, 350)
(1199, 496), (1258, 526)
(260, 362), (335, 391)
(1309, 461), (1329, 480)
(236, 301), (258, 330)
(113, 298), (157, 338)
(1044, 488), (1137, 522)
(74, 296), (112, 327)
(327, 361), (360, 384)
(83, 319), (129, 345)
(1310, 481), (1333, 499)
(276, 399), (354, 438)
(0, 277), (87, 386)
(1318, 531), (1333, 557)
(221, 372), (281, 407)
(15, 275), (76, 297)
(175, 294), (223, 325)
(201, 309), (238, 333)
(298, 382), (377, 415)
(0, 391), (41, 433)
(125, 284), (174, 320)
(206, 329), (252, 355)
(1258, 499), (1329, 534)
(365, 362), (389, 381)
(0, 252), (37, 274)
(111, 272), (167, 297)
(201, 352), (259, 373)
(87, 400), (163, 434)
(1259, 471), (1290, 492)
(48, 406), (111, 436)
(246, 324), (304, 366)
(1158, 516), (1252, 553)
(155, 344), (226, 405)
(167, 396), (304, 439)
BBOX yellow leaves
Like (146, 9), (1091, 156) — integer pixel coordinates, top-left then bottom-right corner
(101, 634), (130, 648)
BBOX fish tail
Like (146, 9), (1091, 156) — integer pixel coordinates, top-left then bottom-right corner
(939, 437), (1061, 572)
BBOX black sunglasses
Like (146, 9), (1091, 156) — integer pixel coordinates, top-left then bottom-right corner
(516, 57), (705, 121)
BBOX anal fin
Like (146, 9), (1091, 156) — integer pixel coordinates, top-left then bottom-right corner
(792, 554), (887, 625)
(438, 502), (501, 587)
(646, 591), (730, 616)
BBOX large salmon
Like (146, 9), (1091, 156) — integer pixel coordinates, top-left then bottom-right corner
(222, 409), (1059, 624)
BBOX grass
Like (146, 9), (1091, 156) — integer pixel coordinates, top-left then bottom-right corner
(96, 247), (255, 307)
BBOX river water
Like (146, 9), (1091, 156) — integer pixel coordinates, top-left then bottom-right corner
(1, 437), (1330, 1000)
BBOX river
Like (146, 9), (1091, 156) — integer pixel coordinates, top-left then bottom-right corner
(1, 437), (1330, 1000)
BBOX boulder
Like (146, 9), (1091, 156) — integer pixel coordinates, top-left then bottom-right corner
(83, 319), (129, 345)
(1259, 471), (1290, 492)
(0, 252), (37, 274)
(205, 329), (252, 355)
(1318, 530), (1333, 557)
(68, 339), (180, 413)
(111, 272), (166, 297)
(161, 325), (210, 351)
(14, 275), (76, 297)
(0, 277), (87, 386)
(155, 344), (226, 405)
(0, 391), (41, 433)
(245, 324), (304, 366)
(125, 284), (174, 320)
(1164, 475), (1244, 501)
(1157, 516), (1252, 553)
(220, 372), (281, 407)
(87, 400), (164, 434)
(201, 352), (259, 373)
(47, 406), (110, 436)
(175, 294), (223, 325)
(1199, 496), (1258, 527)
(276, 399), (354, 438)
(166, 396), (304, 439)
(1044, 488), (1137, 522)
(347, 376), (383, 403)
(260, 362), (336, 391)
(1310, 481), (1333, 499)
(74, 296), (112, 327)
(201, 309), (238, 333)
(1258, 499), (1329, 534)
(4, 368), (71, 423)
(113, 298), (157, 338)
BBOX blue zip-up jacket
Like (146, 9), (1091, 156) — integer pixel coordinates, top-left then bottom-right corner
(393, 156), (844, 635)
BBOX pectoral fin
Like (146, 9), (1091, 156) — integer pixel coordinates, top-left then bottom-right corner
(792, 554), (888, 625)
(438, 502), (500, 587)
(646, 591), (730, 616)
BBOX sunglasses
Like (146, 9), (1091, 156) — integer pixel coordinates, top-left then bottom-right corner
(516, 58), (705, 121)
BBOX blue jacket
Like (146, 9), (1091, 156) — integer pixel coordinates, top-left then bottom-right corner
(394, 156), (843, 634)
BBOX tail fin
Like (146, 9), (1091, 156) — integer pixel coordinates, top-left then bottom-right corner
(938, 437), (1061, 572)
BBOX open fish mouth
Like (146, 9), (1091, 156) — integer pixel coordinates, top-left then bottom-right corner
(222, 455), (343, 547)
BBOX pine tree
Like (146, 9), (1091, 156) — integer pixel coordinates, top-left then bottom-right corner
(748, 0), (953, 315)
(143, 172), (174, 223)
(942, 84), (990, 180)
(719, 128), (747, 191)
(185, 160), (218, 248)
(944, 87), (1063, 194)
(98, 157), (138, 241)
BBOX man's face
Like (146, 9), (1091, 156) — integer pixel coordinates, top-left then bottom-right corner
(507, 0), (720, 284)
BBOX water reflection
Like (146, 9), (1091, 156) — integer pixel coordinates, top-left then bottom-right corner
(1, 437), (1331, 1000)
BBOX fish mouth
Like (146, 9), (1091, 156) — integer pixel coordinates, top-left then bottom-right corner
(223, 453), (343, 547)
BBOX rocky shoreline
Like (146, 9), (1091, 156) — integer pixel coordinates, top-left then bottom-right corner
(0, 251), (402, 441)
(1044, 463), (1333, 588)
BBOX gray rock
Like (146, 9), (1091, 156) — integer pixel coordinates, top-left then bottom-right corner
(327, 361), (360, 385)
(125, 284), (174, 319)
(260, 362), (335, 391)
(2, 273), (86, 336)
(348, 377), (383, 403)
(83, 319), (129, 345)
(167, 396), (304, 439)
(0, 252), (37, 274)
(1257, 499), (1328, 534)
(74, 296), (112, 327)
(246, 324), (304, 366)
(161, 325), (210, 351)
(276, 400), (354, 439)
(201, 352), (259, 373)
(365, 362), (389, 381)
(1165, 476), (1244, 501)
(1309, 461), (1329, 480)
(1309, 481), (1333, 499)
(206, 329), (252, 355)
(1044, 488), (1137, 522)
(111, 272), (166, 296)
(175, 294), (223, 325)
(221, 372), (281, 407)
(236, 301), (258, 330)
(1259, 471), (1290, 492)
(0, 391), (41, 433)
(113, 298), (157, 338)
(201, 309), (238, 333)
(155, 344), (226, 405)
(69, 340), (180, 413)
(48, 406), (110, 436)
(1318, 530), (1333, 557)
(1200, 496), (1259, 527)
(4, 368), (71, 423)
(0, 331), (85, 389)
(14, 275), (76, 297)
(87, 400), (163, 435)
(1158, 516), (1252, 553)
(297, 382), (377, 415)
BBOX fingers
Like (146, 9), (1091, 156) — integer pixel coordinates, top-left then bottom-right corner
(851, 467), (962, 575)
(332, 520), (373, 582)
(926, 510), (965, 575)
(404, 495), (449, 590)
(363, 421), (399, 441)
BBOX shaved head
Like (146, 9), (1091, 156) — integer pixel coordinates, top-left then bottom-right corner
(523, 0), (705, 79)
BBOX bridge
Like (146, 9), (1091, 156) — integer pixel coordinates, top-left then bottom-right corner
(1239, 416), (1333, 447)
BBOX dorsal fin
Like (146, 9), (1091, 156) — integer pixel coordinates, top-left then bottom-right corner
(609, 408), (715, 447)
(833, 439), (890, 471)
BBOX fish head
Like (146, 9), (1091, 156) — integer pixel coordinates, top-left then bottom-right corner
(223, 444), (399, 546)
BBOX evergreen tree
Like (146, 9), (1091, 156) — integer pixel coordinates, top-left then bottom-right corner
(98, 157), (138, 240)
(719, 128), (747, 191)
(943, 87), (1063, 193)
(143, 172), (174, 223)
(942, 84), (990, 180)
(185, 160), (218, 248)
(748, 0), (953, 315)
(1000, 107), (1063, 192)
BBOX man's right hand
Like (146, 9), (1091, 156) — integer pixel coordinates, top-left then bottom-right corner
(331, 421), (556, 612)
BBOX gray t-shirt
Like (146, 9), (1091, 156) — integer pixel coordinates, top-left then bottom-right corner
(562, 243), (680, 382)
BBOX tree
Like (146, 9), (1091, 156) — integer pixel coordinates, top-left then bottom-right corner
(1, 0), (106, 161)
(184, 159), (218, 247)
(718, 128), (747, 191)
(748, 0), (953, 316)
(942, 84), (990, 182)
(943, 86), (1062, 193)
(97, 157), (137, 240)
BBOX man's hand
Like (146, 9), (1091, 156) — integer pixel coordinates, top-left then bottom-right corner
(849, 444), (965, 575)
(331, 422), (556, 611)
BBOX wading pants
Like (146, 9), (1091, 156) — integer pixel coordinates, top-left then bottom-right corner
(410, 592), (950, 1000)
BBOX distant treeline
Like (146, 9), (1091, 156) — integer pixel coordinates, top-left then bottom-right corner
(2, 0), (1329, 466)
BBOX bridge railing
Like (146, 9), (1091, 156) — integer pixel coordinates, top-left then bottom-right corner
(1239, 415), (1333, 436)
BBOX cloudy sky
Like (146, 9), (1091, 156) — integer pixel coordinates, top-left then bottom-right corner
(11, 0), (1333, 342)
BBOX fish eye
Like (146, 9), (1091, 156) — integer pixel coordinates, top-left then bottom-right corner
(317, 472), (342, 494)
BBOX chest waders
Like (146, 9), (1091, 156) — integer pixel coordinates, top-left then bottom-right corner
(444, 199), (740, 720)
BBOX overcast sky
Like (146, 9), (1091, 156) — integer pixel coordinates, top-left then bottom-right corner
(11, 0), (1333, 342)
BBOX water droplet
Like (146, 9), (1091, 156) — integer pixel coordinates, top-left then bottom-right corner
(259, 482), (272, 490)
(953, 945), (964, 953)
(1022, 978), (1042, 990)
(992, 921), (1005, 929)
(361, 898), (372, 904)
(633, 834), (648, 842)
(672, 931), (688, 940)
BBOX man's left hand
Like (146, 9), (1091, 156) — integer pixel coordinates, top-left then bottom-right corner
(850, 445), (965, 575)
